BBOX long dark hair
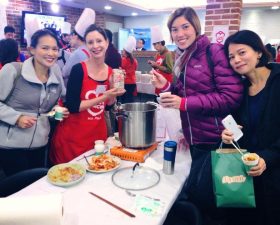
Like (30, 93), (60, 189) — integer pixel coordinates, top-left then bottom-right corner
(124, 50), (134, 64)
(224, 30), (271, 67)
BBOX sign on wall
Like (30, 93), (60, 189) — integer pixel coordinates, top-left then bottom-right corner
(212, 25), (229, 44)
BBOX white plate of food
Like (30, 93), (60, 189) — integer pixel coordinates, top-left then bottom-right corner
(83, 154), (121, 173)
(47, 163), (86, 187)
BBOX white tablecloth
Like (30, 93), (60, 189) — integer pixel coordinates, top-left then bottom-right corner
(12, 142), (191, 225)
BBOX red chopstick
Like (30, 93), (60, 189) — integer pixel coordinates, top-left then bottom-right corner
(89, 192), (136, 218)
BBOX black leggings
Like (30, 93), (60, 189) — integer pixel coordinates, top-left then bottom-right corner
(0, 146), (47, 177)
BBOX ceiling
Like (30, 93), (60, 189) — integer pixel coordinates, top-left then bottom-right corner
(43, 0), (280, 16)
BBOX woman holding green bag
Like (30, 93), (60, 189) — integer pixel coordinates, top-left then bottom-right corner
(222, 30), (280, 225)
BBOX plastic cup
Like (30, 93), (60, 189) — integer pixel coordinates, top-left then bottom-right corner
(54, 106), (64, 121)
(159, 92), (171, 98)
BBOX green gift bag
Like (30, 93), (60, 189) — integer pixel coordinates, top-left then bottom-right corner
(211, 148), (256, 208)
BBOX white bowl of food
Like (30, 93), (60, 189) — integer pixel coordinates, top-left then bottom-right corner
(242, 153), (259, 166)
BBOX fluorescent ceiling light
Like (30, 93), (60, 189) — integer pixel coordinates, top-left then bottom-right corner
(0, 0), (9, 6)
(104, 5), (112, 10)
(131, 12), (138, 16)
(271, 5), (279, 9)
(51, 3), (60, 13)
(49, 0), (59, 3)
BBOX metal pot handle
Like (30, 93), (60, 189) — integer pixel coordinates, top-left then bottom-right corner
(146, 101), (159, 109)
(115, 112), (128, 120)
(113, 102), (123, 113)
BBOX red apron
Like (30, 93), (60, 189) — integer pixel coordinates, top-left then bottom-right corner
(155, 54), (173, 95)
(50, 62), (112, 164)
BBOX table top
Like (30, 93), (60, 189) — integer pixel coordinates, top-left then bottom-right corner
(12, 141), (191, 225)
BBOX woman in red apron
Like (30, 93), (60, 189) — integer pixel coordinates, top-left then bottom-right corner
(50, 24), (125, 165)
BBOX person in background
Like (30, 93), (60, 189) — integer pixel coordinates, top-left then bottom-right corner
(265, 43), (276, 62)
(59, 22), (72, 52)
(136, 38), (146, 51)
(104, 29), (122, 69)
(45, 27), (72, 73)
(151, 7), (244, 225)
(148, 25), (174, 94)
(276, 45), (280, 63)
(120, 36), (138, 103)
(49, 24), (125, 165)
(0, 29), (68, 176)
(221, 30), (280, 225)
(4, 26), (15, 39)
(60, 33), (71, 51)
(62, 8), (95, 87)
(4, 25), (26, 62)
(104, 28), (122, 135)
(0, 38), (19, 70)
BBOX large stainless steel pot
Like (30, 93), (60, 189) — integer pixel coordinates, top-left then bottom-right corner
(115, 102), (157, 148)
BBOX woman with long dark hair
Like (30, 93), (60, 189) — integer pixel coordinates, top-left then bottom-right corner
(120, 36), (138, 103)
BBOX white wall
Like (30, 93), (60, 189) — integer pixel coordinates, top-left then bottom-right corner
(240, 8), (280, 45)
(123, 8), (280, 46)
(124, 9), (206, 48)
(0, 3), (7, 39)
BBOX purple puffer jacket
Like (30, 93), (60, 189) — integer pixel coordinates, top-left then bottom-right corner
(172, 35), (243, 145)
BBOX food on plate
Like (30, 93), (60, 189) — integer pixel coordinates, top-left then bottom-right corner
(88, 154), (119, 171)
(48, 166), (84, 183)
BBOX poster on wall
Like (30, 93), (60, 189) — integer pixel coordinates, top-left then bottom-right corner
(21, 11), (66, 46)
(118, 28), (151, 51)
(212, 25), (229, 44)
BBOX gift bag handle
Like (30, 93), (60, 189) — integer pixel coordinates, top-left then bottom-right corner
(217, 141), (245, 155)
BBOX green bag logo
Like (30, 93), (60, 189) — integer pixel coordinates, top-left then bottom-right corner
(222, 175), (246, 184)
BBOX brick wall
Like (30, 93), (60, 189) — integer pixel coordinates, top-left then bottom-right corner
(5, 0), (123, 45)
(205, 0), (242, 41)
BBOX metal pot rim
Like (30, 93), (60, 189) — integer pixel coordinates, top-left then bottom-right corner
(119, 102), (157, 112)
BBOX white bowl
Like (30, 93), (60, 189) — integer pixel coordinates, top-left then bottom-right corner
(95, 144), (105, 155)
(242, 153), (259, 166)
(95, 140), (104, 145)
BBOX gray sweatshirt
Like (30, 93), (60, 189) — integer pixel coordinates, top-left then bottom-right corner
(0, 57), (64, 149)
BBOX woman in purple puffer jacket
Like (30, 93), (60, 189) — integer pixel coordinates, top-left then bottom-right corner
(152, 7), (244, 225)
